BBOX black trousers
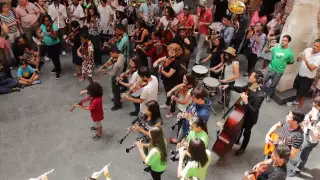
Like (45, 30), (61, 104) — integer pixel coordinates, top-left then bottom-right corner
(150, 169), (164, 180)
(111, 76), (122, 106)
(247, 53), (258, 74)
(89, 34), (102, 65)
(46, 43), (61, 74)
(237, 119), (256, 149)
(163, 80), (177, 106)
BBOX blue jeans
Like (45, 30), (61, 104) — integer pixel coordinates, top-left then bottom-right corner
(0, 78), (18, 94)
(262, 68), (283, 97)
(294, 138), (318, 172)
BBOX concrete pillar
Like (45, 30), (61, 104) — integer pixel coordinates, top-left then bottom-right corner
(276, 0), (320, 93)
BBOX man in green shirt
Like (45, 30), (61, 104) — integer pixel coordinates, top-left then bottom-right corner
(263, 35), (295, 102)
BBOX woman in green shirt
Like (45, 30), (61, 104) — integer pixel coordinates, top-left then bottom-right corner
(136, 126), (167, 180)
(177, 138), (212, 180)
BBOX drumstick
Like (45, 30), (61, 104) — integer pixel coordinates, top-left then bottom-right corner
(180, 64), (187, 71)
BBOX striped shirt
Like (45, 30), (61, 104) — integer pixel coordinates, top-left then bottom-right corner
(280, 119), (304, 149)
(0, 11), (18, 33)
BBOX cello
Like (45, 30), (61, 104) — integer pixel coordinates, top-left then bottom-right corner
(212, 92), (246, 157)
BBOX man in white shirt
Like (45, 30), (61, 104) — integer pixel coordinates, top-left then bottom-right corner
(122, 66), (158, 123)
(287, 39), (320, 110)
(139, 0), (158, 27)
(48, 0), (68, 55)
(288, 96), (320, 177)
(68, 0), (85, 27)
(98, 0), (114, 34)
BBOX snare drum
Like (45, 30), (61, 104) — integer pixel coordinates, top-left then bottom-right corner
(192, 65), (208, 80)
(202, 77), (220, 92)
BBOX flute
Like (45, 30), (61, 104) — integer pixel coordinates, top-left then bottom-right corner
(28, 169), (54, 180)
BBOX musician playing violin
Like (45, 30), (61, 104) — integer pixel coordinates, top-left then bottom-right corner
(36, 14), (61, 79)
(117, 57), (142, 116)
(115, 24), (129, 68)
(101, 46), (125, 111)
(220, 71), (265, 156)
(171, 25), (195, 69)
(137, 31), (166, 69)
(75, 82), (104, 141)
(176, 6), (195, 33)
(156, 6), (178, 44)
(165, 74), (196, 118)
(249, 145), (290, 180)
(133, 20), (150, 45)
(66, 21), (83, 79)
(77, 33), (94, 84)
(153, 43), (184, 110)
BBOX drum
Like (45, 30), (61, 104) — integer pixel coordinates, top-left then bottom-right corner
(192, 65), (208, 80)
(202, 77), (220, 92)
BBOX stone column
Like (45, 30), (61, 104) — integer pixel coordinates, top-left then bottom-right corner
(275, 0), (320, 93)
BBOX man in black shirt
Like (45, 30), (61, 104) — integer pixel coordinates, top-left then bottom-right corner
(265, 111), (305, 160)
(252, 145), (290, 180)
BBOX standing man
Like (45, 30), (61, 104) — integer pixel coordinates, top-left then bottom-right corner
(139, 0), (157, 28)
(263, 35), (294, 102)
(116, 24), (129, 69)
(122, 66), (159, 124)
(176, 6), (195, 32)
(221, 15), (235, 47)
(220, 71), (265, 156)
(287, 39), (320, 110)
(194, 0), (213, 65)
(15, 0), (40, 46)
(288, 97), (320, 177)
(100, 46), (125, 111)
(68, 0), (85, 28)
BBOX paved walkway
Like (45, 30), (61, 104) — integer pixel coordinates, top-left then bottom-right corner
(0, 53), (319, 180)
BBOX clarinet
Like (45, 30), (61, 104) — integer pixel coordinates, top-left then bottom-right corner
(125, 136), (148, 153)
(118, 119), (142, 144)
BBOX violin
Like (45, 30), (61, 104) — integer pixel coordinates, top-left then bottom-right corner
(133, 40), (158, 52)
(65, 26), (80, 42)
(117, 67), (137, 84)
(164, 56), (175, 67)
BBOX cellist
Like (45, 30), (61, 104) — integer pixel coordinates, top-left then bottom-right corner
(220, 71), (265, 156)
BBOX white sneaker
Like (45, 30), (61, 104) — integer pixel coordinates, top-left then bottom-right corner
(286, 101), (298, 106)
(160, 104), (170, 109)
(62, 51), (66, 55)
(44, 56), (50, 61)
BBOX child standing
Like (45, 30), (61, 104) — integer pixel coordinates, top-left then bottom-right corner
(77, 33), (94, 83)
(75, 82), (104, 140)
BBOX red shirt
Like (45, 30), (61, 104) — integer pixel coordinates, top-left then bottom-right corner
(196, 8), (213, 35)
(177, 13), (195, 28)
(89, 96), (104, 122)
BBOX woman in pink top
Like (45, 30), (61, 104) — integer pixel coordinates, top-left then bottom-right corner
(249, 9), (267, 27)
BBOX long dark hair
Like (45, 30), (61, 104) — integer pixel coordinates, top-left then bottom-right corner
(215, 36), (226, 52)
(146, 100), (162, 124)
(192, 117), (208, 134)
(149, 127), (167, 164)
(131, 56), (142, 69)
(165, 6), (175, 19)
(188, 138), (208, 167)
(185, 73), (197, 88)
(86, 5), (100, 23)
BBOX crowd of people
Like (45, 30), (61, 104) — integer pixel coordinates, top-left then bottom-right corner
(1, 0), (320, 180)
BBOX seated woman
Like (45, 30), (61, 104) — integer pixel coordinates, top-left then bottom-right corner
(17, 60), (41, 86)
(177, 137), (211, 180)
(14, 36), (41, 71)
